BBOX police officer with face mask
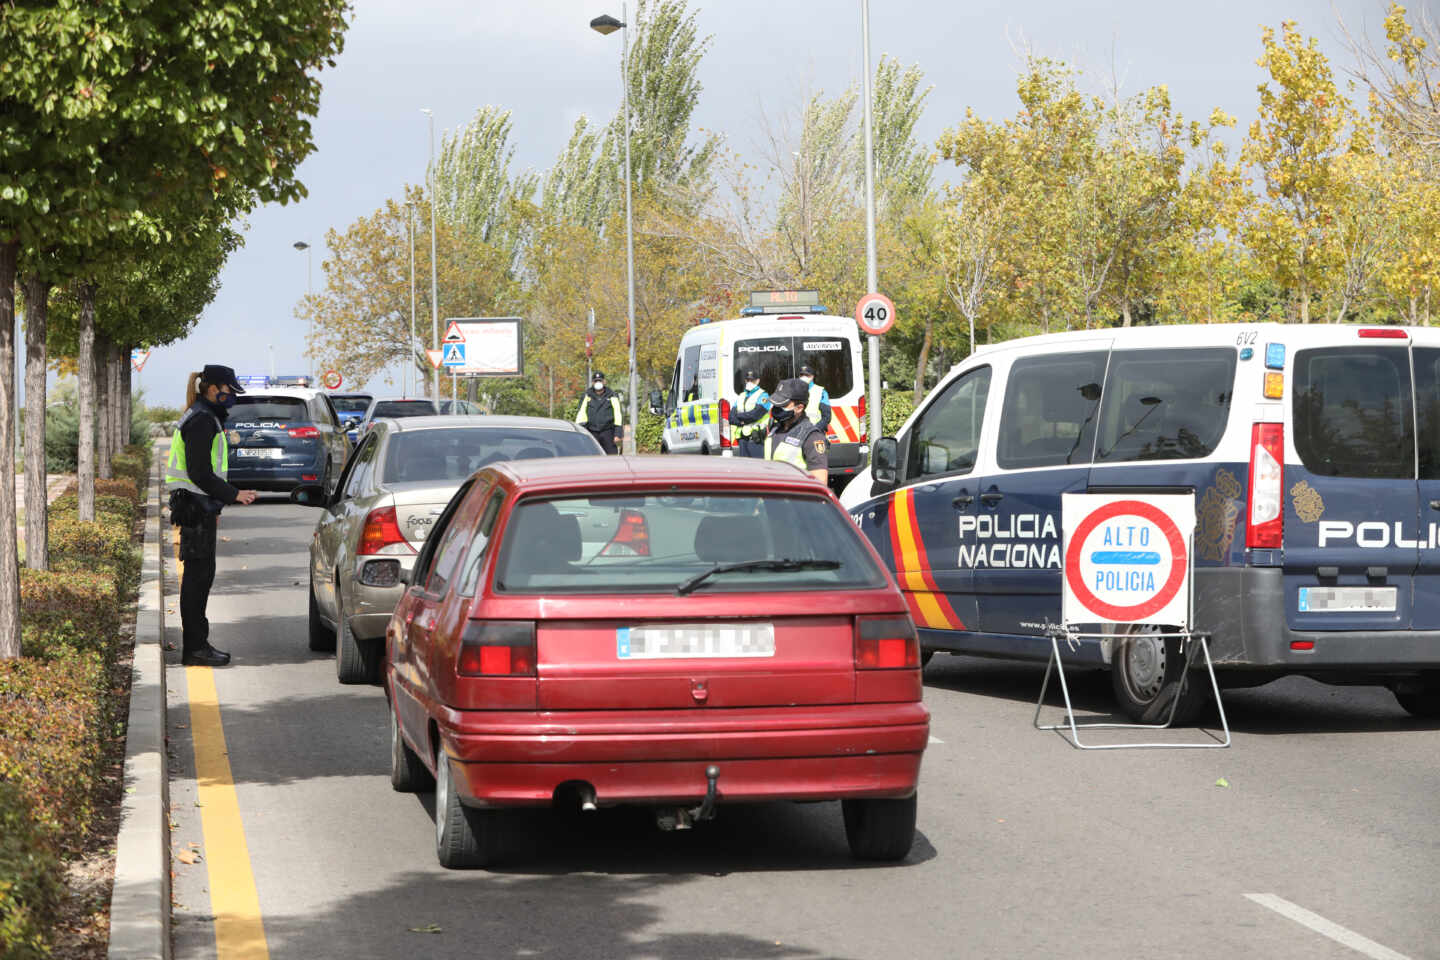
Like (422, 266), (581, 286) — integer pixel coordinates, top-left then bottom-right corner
(728, 368), (771, 458)
(575, 371), (623, 454)
(765, 377), (828, 482)
(164, 365), (259, 667)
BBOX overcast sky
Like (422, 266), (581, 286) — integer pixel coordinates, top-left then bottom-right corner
(120, 0), (1420, 408)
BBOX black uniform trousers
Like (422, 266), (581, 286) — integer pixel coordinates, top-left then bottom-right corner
(737, 434), (766, 459)
(176, 500), (220, 654)
(588, 426), (618, 455)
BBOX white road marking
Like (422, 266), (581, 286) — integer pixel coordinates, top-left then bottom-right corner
(1244, 894), (1412, 960)
(928, 736), (944, 744)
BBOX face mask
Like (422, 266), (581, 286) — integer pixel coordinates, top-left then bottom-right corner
(801, 376), (813, 385)
(745, 381), (757, 392)
(215, 390), (236, 409)
(593, 382), (604, 391)
(771, 404), (796, 423)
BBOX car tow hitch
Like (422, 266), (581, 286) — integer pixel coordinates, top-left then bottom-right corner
(656, 766), (720, 831)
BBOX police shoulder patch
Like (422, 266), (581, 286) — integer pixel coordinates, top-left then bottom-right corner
(812, 439), (825, 453)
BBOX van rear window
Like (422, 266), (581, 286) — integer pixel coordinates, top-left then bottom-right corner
(733, 337), (853, 396)
(1094, 349), (1236, 463)
(1293, 347), (1414, 479)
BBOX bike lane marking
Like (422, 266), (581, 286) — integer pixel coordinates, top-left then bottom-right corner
(1244, 894), (1411, 960)
(188, 664), (270, 960)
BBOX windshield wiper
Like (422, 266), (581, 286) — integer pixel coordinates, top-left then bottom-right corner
(675, 559), (841, 596)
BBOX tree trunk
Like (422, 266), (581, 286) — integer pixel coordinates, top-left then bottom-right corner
(913, 314), (933, 403)
(97, 332), (114, 479)
(0, 240), (20, 659)
(77, 282), (97, 522)
(22, 276), (50, 572)
(112, 341), (125, 452)
(122, 349), (133, 450)
(1121, 301), (1133, 327)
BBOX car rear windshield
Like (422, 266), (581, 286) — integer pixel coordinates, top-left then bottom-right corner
(372, 400), (436, 419)
(1093, 348), (1236, 463)
(230, 397), (308, 422)
(382, 428), (600, 484)
(493, 493), (886, 594)
(733, 336), (853, 396)
(330, 396), (371, 414)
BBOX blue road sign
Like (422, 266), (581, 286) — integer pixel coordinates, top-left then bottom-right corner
(442, 342), (466, 367)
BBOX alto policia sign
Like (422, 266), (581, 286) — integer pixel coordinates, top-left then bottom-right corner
(1061, 494), (1195, 630)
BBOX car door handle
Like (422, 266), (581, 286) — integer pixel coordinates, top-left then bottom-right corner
(1430, 499), (1440, 511)
(980, 492), (1004, 505)
(952, 494), (974, 508)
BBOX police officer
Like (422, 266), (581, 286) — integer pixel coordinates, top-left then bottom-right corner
(164, 365), (259, 667)
(575, 371), (623, 454)
(764, 377), (828, 482)
(728, 368), (771, 459)
(798, 364), (832, 436)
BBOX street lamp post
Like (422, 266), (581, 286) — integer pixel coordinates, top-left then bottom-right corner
(405, 199), (417, 398)
(591, 6), (639, 455)
(293, 241), (313, 382)
(859, 0), (882, 446)
(422, 108), (440, 407)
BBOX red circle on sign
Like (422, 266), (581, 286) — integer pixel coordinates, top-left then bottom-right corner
(1064, 500), (1188, 622)
(322, 369), (342, 390)
(855, 293), (896, 336)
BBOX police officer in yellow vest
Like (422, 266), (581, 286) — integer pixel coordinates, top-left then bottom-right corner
(575, 371), (623, 454)
(764, 377), (828, 482)
(798, 364), (832, 437)
(164, 365), (258, 667)
(727, 367), (771, 459)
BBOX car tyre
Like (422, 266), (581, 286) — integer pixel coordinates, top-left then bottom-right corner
(308, 577), (335, 652)
(434, 753), (502, 869)
(842, 793), (917, 862)
(920, 648), (936, 668)
(1111, 632), (1208, 724)
(389, 700), (433, 793)
(335, 587), (381, 685)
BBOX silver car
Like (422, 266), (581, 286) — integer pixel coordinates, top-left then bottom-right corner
(293, 415), (604, 683)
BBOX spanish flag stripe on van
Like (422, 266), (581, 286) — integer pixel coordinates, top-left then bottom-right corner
(890, 489), (966, 631)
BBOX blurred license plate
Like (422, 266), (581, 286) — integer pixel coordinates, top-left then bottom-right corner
(1298, 586), (1397, 612)
(617, 623), (774, 659)
(235, 448), (282, 459)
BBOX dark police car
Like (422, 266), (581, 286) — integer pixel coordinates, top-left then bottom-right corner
(226, 387), (351, 495)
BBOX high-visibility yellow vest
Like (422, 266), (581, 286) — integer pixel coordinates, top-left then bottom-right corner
(766, 421), (819, 472)
(737, 388), (770, 438)
(165, 406), (228, 496)
(575, 393), (622, 428)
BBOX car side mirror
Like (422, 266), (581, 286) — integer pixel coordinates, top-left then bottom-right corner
(871, 437), (900, 490)
(648, 389), (664, 416)
(290, 482), (328, 507)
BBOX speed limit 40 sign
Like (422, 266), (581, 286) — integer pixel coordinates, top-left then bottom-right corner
(855, 292), (896, 336)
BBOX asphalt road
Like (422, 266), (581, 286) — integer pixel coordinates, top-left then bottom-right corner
(166, 498), (1439, 960)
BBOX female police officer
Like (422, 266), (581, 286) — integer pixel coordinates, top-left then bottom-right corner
(164, 365), (258, 666)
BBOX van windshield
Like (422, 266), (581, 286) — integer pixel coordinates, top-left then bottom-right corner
(733, 336), (852, 395)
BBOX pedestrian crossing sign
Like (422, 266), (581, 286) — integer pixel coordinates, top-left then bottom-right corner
(442, 342), (466, 367)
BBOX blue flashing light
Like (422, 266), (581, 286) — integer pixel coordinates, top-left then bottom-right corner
(1264, 342), (1286, 370)
(698, 317), (712, 324)
(1239, 347), (1254, 361)
(740, 307), (763, 316)
(812, 305), (827, 314)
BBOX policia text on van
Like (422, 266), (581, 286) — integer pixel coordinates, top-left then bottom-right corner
(841, 323), (1440, 722)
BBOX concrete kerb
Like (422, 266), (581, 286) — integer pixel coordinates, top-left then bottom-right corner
(107, 444), (170, 960)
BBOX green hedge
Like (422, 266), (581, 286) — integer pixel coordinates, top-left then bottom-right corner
(48, 493), (136, 530)
(18, 570), (122, 661)
(47, 513), (140, 595)
(633, 411), (666, 454)
(0, 779), (61, 960)
(880, 391), (916, 438)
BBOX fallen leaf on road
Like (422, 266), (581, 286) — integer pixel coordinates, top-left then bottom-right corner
(408, 924), (443, 934)
(176, 849), (201, 864)
(220, 536), (231, 542)
(1215, 777), (1230, 788)
(125, 787), (136, 794)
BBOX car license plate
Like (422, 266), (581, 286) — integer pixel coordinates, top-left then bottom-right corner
(617, 623), (775, 659)
(1298, 586), (1397, 613)
(235, 448), (282, 459)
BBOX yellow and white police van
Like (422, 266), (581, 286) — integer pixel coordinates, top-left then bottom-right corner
(840, 322), (1440, 722)
(649, 291), (869, 482)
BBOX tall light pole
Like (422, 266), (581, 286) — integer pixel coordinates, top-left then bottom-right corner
(405, 198), (417, 398)
(859, 0), (882, 445)
(293, 241), (313, 381)
(591, 7), (639, 455)
(422, 108), (440, 407)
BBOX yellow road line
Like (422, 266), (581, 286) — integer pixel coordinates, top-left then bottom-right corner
(187, 666), (270, 960)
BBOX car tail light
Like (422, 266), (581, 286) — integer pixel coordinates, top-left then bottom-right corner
(855, 615), (920, 669)
(857, 391), (867, 428)
(719, 398), (732, 449)
(288, 425), (321, 438)
(457, 620), (536, 676)
(600, 508), (651, 556)
(1246, 423), (1284, 549)
(1358, 328), (1408, 339)
(358, 506), (416, 556)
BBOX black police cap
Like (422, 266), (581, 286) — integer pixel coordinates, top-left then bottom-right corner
(769, 377), (810, 406)
(202, 364), (245, 394)
(798, 364), (816, 377)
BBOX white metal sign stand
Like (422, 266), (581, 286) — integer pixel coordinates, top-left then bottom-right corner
(1033, 493), (1231, 750)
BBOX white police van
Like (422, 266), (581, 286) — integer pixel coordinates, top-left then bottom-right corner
(840, 323), (1440, 722)
(649, 291), (869, 482)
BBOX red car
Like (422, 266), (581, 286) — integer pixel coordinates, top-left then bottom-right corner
(386, 456), (929, 869)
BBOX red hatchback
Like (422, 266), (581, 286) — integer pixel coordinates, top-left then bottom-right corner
(386, 456), (929, 868)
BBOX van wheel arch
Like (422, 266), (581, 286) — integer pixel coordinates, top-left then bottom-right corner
(1110, 627), (1209, 724)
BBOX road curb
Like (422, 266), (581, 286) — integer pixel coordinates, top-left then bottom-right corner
(107, 446), (170, 960)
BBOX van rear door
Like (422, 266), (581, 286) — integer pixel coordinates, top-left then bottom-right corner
(1406, 335), (1440, 629)
(1286, 340), (1417, 631)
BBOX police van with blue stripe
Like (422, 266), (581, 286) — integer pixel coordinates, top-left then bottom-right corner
(840, 323), (1440, 722)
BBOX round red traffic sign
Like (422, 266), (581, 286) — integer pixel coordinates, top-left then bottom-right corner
(1064, 499), (1188, 622)
(322, 369), (343, 390)
(855, 293), (896, 336)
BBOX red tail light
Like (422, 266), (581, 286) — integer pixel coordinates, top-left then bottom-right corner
(855, 615), (920, 669)
(857, 393), (866, 420)
(1358, 328), (1408, 339)
(600, 508), (651, 557)
(288, 425), (321, 438)
(358, 506), (415, 556)
(457, 620), (536, 676)
(1246, 423), (1284, 549)
(719, 398), (732, 448)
